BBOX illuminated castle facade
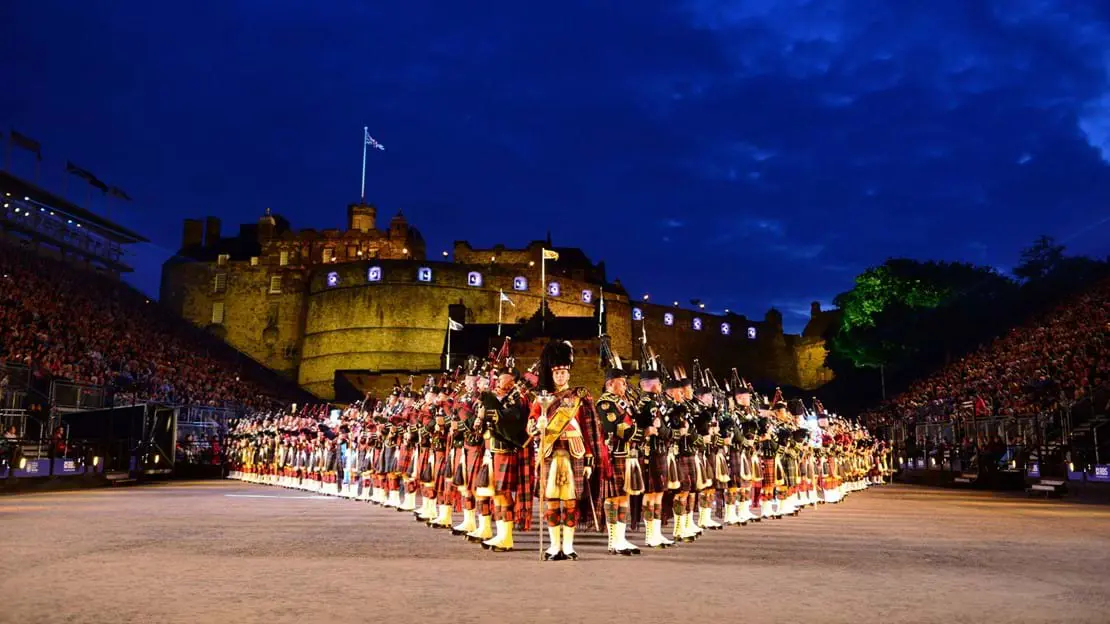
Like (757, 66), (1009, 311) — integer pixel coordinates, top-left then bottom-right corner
(160, 203), (834, 399)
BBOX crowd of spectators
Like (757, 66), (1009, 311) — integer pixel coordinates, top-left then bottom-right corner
(0, 239), (301, 411)
(864, 277), (1110, 429)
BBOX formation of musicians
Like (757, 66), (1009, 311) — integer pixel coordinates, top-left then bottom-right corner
(227, 337), (892, 559)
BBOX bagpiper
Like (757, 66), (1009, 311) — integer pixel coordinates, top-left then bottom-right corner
(477, 361), (532, 552)
(595, 351), (644, 556)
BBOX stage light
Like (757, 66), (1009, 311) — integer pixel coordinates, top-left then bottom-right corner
(92, 456), (100, 467)
(154, 455), (160, 464)
(528, 261), (535, 266)
(76, 224), (81, 228)
(24, 196), (29, 201)
(402, 247), (409, 254)
(673, 301), (678, 306)
(19, 457), (27, 469)
(1069, 462), (1075, 472)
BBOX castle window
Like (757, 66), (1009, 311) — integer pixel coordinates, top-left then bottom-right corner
(367, 266), (382, 282)
(547, 282), (561, 297)
(467, 271), (483, 287)
(279, 250), (289, 266)
(513, 276), (528, 291)
(217, 254), (229, 266)
(692, 317), (703, 331)
(212, 273), (227, 294)
(632, 307), (643, 321)
(721, 322), (731, 336)
(322, 248), (334, 263)
(326, 272), (339, 288)
(747, 327), (757, 339)
(417, 267), (433, 282)
(663, 312), (674, 326)
(581, 289), (593, 303)
(211, 302), (225, 324)
(269, 275), (283, 294)
(250, 256), (259, 266)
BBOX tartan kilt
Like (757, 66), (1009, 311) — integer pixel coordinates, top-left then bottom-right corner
(676, 455), (697, 492)
(439, 448), (459, 498)
(492, 451), (518, 492)
(643, 451), (668, 493)
(713, 449), (731, 489)
(600, 455), (627, 499)
(379, 446), (396, 474)
(538, 451), (585, 500)
(761, 458), (779, 501)
(457, 444), (482, 489)
(729, 448), (745, 482)
(515, 445), (534, 531)
(395, 446), (414, 476)
(430, 450), (447, 493)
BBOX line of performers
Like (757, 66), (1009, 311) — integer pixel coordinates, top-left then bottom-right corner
(227, 339), (892, 560)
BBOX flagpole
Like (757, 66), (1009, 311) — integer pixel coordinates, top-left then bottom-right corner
(360, 126), (368, 202)
(446, 316), (452, 371)
(498, 289), (504, 336)
(598, 287), (604, 338)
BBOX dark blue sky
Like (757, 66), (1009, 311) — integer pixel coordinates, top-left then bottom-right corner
(4, 1), (1110, 332)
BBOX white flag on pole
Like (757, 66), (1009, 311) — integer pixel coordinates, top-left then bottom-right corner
(542, 248), (559, 261)
(448, 319), (463, 331)
(365, 129), (385, 151)
(500, 291), (515, 306)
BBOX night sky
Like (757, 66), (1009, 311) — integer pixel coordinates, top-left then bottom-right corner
(4, 1), (1110, 332)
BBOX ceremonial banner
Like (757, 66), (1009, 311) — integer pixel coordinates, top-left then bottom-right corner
(1026, 463), (1040, 478)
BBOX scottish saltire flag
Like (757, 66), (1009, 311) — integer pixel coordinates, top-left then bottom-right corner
(365, 129), (385, 151)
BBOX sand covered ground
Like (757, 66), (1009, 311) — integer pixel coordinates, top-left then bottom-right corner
(2, 481), (1109, 624)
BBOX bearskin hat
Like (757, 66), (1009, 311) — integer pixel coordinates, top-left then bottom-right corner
(538, 340), (574, 392)
(788, 398), (806, 417)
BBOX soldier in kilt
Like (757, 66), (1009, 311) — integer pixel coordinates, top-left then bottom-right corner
(596, 365), (644, 556)
(478, 365), (531, 553)
(466, 371), (496, 543)
(532, 341), (611, 561)
(665, 380), (699, 542)
(635, 370), (673, 548)
(692, 386), (723, 531)
(450, 375), (484, 536)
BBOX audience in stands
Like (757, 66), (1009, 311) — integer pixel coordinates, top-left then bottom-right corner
(0, 241), (299, 411)
(864, 278), (1110, 428)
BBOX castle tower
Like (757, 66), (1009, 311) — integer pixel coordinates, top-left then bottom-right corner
(258, 207), (276, 242)
(348, 202), (376, 233)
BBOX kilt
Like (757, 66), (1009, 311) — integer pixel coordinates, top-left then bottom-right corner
(379, 446), (397, 474)
(430, 450), (447, 493)
(438, 448), (459, 499)
(713, 449), (731, 489)
(456, 444), (482, 489)
(676, 455), (697, 492)
(601, 454), (627, 499)
(538, 449), (585, 501)
(643, 450), (668, 493)
(761, 458), (778, 501)
(395, 445), (415, 477)
(492, 451), (518, 493)
(728, 448), (745, 483)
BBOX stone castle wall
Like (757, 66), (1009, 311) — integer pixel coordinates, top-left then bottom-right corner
(163, 242), (834, 400)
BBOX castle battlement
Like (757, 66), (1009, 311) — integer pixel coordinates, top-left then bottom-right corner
(161, 205), (834, 399)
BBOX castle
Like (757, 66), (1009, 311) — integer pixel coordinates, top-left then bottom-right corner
(160, 203), (836, 399)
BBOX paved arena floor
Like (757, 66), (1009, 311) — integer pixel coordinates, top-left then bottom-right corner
(2, 481), (1109, 624)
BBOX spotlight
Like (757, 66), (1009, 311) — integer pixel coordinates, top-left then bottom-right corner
(402, 248), (409, 254)
(19, 457), (27, 469)
(92, 456), (100, 467)
(442, 251), (448, 257)
(528, 261), (535, 266)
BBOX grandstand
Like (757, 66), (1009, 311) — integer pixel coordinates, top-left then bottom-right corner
(1, 170), (310, 488)
(866, 277), (1110, 491)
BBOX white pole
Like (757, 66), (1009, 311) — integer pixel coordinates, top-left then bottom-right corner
(446, 317), (452, 371)
(360, 126), (368, 202)
(498, 289), (504, 336)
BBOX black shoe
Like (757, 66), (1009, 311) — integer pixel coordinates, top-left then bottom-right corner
(543, 552), (565, 561)
(564, 551), (579, 561)
(626, 547), (641, 556)
(491, 545), (513, 553)
(450, 528), (466, 536)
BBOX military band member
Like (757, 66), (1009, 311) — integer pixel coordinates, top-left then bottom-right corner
(636, 369), (673, 549)
(693, 385), (723, 531)
(466, 370), (496, 543)
(665, 379), (699, 542)
(596, 364), (643, 556)
(531, 341), (610, 561)
(478, 365), (531, 552)
(451, 364), (483, 536)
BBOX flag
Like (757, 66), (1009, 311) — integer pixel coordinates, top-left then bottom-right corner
(108, 186), (132, 201)
(365, 130), (385, 151)
(448, 319), (463, 331)
(89, 177), (109, 193)
(499, 290), (515, 306)
(542, 248), (559, 261)
(66, 161), (97, 181)
(10, 130), (42, 160)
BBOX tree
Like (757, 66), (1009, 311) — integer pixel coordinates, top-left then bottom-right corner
(1013, 235), (1065, 281)
(829, 258), (1013, 372)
